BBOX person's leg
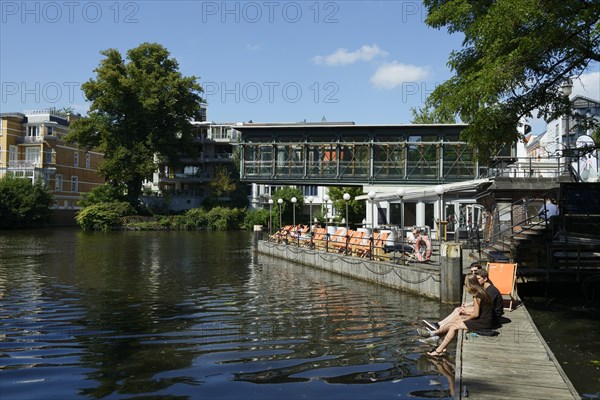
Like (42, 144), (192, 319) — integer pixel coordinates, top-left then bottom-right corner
(438, 308), (461, 327)
(428, 321), (467, 355)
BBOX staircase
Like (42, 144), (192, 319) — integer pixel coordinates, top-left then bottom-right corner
(467, 193), (600, 280)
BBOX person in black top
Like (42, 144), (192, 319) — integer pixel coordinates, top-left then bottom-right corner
(419, 273), (494, 356)
(422, 263), (483, 330)
(475, 269), (503, 328)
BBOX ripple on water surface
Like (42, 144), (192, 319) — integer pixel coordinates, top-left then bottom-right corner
(0, 230), (453, 399)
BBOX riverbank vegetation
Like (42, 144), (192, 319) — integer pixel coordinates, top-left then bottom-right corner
(0, 176), (54, 229)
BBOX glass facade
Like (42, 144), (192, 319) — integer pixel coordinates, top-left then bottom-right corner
(239, 125), (477, 184)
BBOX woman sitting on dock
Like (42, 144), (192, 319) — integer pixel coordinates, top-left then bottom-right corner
(418, 273), (494, 357)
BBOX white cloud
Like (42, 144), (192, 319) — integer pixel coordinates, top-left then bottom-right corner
(247, 44), (261, 51)
(572, 71), (600, 100)
(370, 62), (430, 89)
(312, 44), (388, 66)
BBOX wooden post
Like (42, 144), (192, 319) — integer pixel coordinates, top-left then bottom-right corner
(253, 225), (263, 250)
(441, 242), (462, 303)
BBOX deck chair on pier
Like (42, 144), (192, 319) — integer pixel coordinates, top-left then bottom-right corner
(373, 232), (391, 261)
(486, 262), (519, 311)
(327, 228), (346, 252)
(310, 228), (327, 249)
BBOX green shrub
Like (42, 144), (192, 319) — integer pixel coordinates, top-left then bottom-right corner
(0, 176), (54, 229)
(243, 208), (270, 230)
(183, 208), (208, 229)
(78, 184), (126, 207)
(206, 207), (244, 230)
(75, 202), (136, 231)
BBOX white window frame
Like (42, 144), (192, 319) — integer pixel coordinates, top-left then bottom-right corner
(25, 147), (41, 165)
(74, 151), (79, 167)
(9, 145), (17, 165)
(27, 125), (39, 137)
(71, 176), (78, 192)
(55, 174), (63, 191)
(85, 153), (91, 169)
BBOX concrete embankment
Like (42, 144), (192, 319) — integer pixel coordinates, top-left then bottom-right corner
(257, 240), (443, 300)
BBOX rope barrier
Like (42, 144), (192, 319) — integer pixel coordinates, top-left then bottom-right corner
(258, 240), (442, 284)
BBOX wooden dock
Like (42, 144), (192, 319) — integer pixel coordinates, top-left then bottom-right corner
(454, 299), (580, 399)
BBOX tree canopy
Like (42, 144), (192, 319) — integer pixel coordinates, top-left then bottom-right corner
(423, 0), (600, 161)
(326, 186), (366, 226)
(410, 105), (457, 124)
(65, 42), (205, 207)
(0, 176), (54, 229)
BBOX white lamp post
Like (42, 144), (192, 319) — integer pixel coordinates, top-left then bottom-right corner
(435, 185), (445, 242)
(561, 78), (573, 171)
(323, 194), (330, 230)
(396, 188), (405, 244)
(343, 193), (351, 232)
(268, 198), (274, 235)
(291, 197), (297, 229)
(367, 191), (376, 259)
(277, 198), (283, 230)
(306, 196), (314, 244)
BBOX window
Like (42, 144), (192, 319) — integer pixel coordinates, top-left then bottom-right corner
(74, 151), (79, 167)
(85, 153), (91, 169)
(27, 126), (39, 137)
(46, 126), (53, 136)
(25, 147), (40, 166)
(71, 176), (78, 192)
(9, 146), (17, 165)
(55, 174), (63, 191)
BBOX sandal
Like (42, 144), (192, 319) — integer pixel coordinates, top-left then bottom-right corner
(427, 349), (446, 357)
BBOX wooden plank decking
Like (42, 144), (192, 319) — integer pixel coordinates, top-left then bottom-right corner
(454, 299), (581, 400)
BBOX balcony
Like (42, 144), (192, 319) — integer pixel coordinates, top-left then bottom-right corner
(8, 160), (42, 169)
(158, 172), (214, 183)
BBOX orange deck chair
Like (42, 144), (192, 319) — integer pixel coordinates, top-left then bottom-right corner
(486, 262), (519, 310)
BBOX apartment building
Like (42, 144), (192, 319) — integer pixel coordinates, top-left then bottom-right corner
(144, 121), (243, 211)
(525, 95), (599, 181)
(0, 109), (105, 208)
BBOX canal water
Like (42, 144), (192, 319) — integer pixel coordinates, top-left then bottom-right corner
(0, 229), (456, 400)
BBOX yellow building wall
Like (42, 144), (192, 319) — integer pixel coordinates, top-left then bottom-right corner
(0, 114), (105, 207)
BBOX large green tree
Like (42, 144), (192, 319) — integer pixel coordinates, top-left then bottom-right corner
(65, 43), (205, 207)
(423, 0), (600, 161)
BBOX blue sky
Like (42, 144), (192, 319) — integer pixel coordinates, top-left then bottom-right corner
(1, 1), (598, 132)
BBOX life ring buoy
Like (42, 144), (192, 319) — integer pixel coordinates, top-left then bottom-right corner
(414, 235), (432, 261)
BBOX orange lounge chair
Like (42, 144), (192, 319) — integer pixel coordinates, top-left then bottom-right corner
(486, 262), (519, 310)
(326, 228), (346, 252)
(373, 232), (391, 260)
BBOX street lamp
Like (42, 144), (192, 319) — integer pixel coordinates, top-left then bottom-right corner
(561, 78), (573, 171)
(277, 198), (283, 232)
(291, 196), (297, 229)
(268, 198), (274, 236)
(343, 193), (351, 231)
(306, 196), (314, 245)
(323, 194), (330, 230)
(367, 191), (376, 259)
(323, 194), (330, 249)
(343, 193), (351, 254)
(396, 188), (405, 245)
(435, 185), (445, 242)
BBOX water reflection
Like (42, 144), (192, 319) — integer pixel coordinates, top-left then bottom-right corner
(0, 229), (452, 399)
